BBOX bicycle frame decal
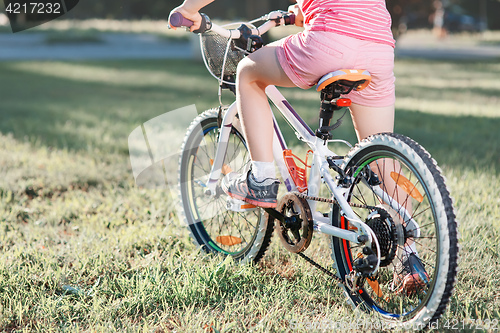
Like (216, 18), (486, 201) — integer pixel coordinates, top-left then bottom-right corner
(128, 104), (199, 191)
(272, 120), (286, 150)
(266, 86), (316, 145)
(281, 100), (315, 137)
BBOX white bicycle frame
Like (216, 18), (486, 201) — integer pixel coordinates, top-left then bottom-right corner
(199, 13), (421, 274)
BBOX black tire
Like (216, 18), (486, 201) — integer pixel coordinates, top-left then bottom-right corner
(331, 133), (458, 328)
(178, 109), (273, 263)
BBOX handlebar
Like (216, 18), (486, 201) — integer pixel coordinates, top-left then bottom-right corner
(169, 11), (296, 39)
(169, 12), (194, 28)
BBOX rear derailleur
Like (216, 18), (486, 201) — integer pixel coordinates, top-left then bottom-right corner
(346, 246), (378, 294)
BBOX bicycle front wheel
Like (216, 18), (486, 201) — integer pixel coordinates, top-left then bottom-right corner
(178, 109), (273, 263)
(331, 133), (458, 328)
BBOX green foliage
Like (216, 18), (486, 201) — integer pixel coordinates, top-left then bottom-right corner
(0, 57), (499, 331)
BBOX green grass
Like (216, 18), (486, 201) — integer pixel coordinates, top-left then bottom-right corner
(0, 58), (499, 332)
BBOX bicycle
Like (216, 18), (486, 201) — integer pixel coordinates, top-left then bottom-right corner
(171, 10), (458, 328)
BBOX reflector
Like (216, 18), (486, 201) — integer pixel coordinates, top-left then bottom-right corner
(390, 172), (424, 203)
(216, 235), (242, 246)
(336, 98), (352, 107)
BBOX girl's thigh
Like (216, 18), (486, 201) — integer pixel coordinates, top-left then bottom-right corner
(350, 103), (394, 141)
(275, 30), (395, 108)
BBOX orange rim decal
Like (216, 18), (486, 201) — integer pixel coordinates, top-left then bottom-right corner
(390, 172), (424, 203)
(366, 278), (384, 299)
(216, 235), (242, 246)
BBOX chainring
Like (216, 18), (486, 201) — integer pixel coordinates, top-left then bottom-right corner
(275, 193), (313, 253)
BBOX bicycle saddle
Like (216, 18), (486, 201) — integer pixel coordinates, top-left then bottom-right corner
(316, 69), (371, 92)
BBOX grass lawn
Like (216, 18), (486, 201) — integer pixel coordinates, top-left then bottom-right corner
(0, 57), (499, 332)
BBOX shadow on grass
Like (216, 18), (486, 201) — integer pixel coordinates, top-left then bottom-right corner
(0, 59), (220, 155)
(0, 59), (498, 174)
(395, 108), (500, 171)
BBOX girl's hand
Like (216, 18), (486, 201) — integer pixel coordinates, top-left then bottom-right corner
(288, 4), (304, 27)
(169, 6), (202, 32)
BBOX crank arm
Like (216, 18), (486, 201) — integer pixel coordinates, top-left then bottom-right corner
(264, 208), (286, 223)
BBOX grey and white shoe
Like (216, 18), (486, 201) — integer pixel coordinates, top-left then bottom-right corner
(393, 253), (430, 295)
(221, 170), (279, 208)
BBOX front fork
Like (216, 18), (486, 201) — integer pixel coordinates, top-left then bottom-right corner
(204, 101), (298, 198)
(204, 103), (237, 197)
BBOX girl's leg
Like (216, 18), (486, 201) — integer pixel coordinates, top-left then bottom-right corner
(351, 104), (425, 291)
(221, 45), (296, 208)
(350, 104), (400, 210)
(350, 103), (409, 217)
(236, 45), (295, 163)
(349, 103), (394, 141)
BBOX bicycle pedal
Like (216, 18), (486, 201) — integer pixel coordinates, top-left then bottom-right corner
(226, 198), (257, 212)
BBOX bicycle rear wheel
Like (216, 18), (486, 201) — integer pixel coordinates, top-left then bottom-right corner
(178, 109), (273, 263)
(331, 133), (458, 328)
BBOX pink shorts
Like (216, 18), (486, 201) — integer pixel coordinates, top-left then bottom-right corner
(275, 30), (395, 107)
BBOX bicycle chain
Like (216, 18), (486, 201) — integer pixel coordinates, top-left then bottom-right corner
(291, 192), (378, 286)
(295, 191), (377, 210)
(297, 252), (343, 284)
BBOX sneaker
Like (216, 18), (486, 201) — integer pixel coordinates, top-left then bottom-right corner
(221, 170), (279, 208)
(393, 253), (430, 295)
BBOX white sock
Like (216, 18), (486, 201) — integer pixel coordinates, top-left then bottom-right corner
(251, 161), (276, 182)
(403, 242), (418, 258)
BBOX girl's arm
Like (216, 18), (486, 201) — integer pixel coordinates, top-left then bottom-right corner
(169, 0), (215, 31)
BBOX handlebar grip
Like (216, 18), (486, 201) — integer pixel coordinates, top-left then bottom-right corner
(169, 12), (194, 28)
(284, 13), (296, 26)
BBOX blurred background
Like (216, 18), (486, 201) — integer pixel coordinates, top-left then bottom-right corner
(2, 0), (500, 61)
(3, 0), (500, 32)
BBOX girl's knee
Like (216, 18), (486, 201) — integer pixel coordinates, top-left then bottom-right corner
(237, 57), (255, 82)
(237, 58), (266, 89)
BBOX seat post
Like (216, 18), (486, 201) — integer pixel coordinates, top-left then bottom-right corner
(315, 85), (343, 140)
(314, 69), (371, 140)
